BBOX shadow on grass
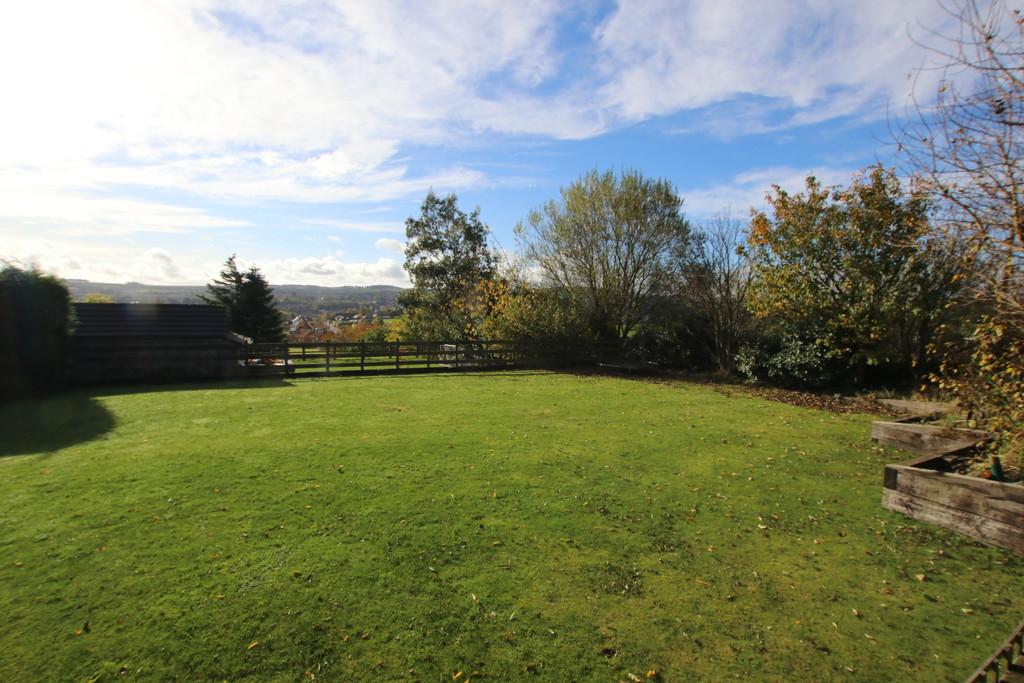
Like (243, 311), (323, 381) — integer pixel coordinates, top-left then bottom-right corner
(301, 369), (557, 383)
(0, 392), (117, 457)
(84, 376), (295, 398)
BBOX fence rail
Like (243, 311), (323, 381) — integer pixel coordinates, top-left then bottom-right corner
(66, 337), (639, 385)
(967, 620), (1024, 683)
(241, 339), (559, 378)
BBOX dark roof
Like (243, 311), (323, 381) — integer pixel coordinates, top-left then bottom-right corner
(73, 303), (230, 338)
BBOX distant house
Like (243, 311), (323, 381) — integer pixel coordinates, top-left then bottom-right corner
(70, 303), (248, 385)
(288, 315), (316, 341)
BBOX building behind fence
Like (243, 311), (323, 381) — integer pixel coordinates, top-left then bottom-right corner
(70, 303), (247, 385)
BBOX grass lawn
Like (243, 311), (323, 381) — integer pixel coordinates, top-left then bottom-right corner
(0, 371), (1020, 681)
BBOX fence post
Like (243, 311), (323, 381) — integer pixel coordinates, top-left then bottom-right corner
(360, 341), (365, 372)
(395, 342), (401, 370)
(325, 342), (331, 375)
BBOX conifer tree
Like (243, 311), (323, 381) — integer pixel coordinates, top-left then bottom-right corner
(201, 255), (284, 342)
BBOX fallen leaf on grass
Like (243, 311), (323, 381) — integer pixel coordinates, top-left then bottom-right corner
(915, 574), (927, 582)
(247, 641), (259, 650)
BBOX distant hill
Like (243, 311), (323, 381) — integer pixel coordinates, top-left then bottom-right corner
(64, 279), (406, 318)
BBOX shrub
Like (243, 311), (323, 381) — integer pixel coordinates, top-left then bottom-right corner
(0, 264), (73, 400)
(935, 318), (1024, 459)
(626, 303), (717, 370)
(735, 333), (841, 389)
(745, 167), (963, 388)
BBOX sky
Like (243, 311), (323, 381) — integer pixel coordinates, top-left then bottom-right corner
(0, 0), (959, 287)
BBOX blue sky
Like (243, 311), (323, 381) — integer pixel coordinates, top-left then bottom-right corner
(0, 0), (956, 286)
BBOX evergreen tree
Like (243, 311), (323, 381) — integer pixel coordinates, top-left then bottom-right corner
(201, 255), (284, 342)
(200, 254), (244, 313)
(237, 266), (285, 343)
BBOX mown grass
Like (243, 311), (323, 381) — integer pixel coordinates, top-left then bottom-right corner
(0, 371), (1020, 681)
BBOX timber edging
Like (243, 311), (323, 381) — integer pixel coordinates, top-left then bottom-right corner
(875, 418), (1023, 556)
(966, 619), (1024, 683)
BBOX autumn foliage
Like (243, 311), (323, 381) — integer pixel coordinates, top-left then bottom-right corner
(742, 166), (963, 386)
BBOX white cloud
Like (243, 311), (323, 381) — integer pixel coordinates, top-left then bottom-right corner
(681, 165), (857, 218)
(374, 237), (405, 254)
(595, 0), (953, 133)
(0, 171), (246, 237)
(262, 255), (408, 286)
(0, 1), (567, 208)
(142, 248), (183, 280)
(303, 219), (404, 234)
(2, 234), (411, 287)
(0, 0), (954, 220)
(2, 237), (206, 284)
(0, 0), (961, 285)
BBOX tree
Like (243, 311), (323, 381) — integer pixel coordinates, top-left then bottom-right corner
(399, 192), (498, 339)
(201, 255), (284, 342)
(897, 0), (1023, 326)
(516, 169), (694, 342)
(81, 292), (114, 303)
(0, 264), (73, 399)
(236, 267), (285, 343)
(683, 211), (755, 372)
(482, 271), (592, 347)
(201, 254), (245, 314)
(895, 0), (1024, 448)
(744, 166), (963, 386)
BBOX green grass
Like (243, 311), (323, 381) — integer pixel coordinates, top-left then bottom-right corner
(0, 371), (1020, 681)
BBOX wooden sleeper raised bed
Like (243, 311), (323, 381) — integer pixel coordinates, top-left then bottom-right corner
(875, 421), (1024, 557)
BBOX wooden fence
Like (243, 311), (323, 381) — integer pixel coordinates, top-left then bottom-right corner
(240, 339), (578, 378)
(967, 619), (1024, 683)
